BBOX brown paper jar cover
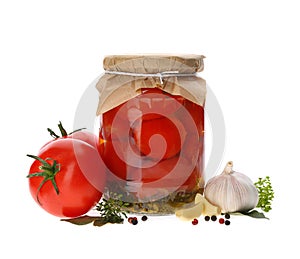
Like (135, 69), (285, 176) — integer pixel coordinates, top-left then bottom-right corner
(96, 54), (206, 115)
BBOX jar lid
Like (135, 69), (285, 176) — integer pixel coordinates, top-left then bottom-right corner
(96, 54), (206, 115)
(103, 54), (205, 74)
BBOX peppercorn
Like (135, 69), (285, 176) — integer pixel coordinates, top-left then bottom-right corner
(192, 219), (198, 225)
(132, 218), (138, 225)
(225, 220), (230, 225)
(141, 215), (148, 221)
(219, 218), (225, 224)
(128, 217), (133, 224)
(211, 215), (217, 221)
(204, 216), (210, 221)
(225, 213), (230, 219)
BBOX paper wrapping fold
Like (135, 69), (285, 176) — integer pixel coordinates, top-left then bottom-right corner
(96, 55), (206, 115)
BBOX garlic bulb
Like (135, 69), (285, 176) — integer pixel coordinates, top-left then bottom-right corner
(204, 161), (258, 213)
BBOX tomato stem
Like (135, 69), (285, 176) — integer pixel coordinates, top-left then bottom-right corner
(58, 121), (68, 136)
(68, 128), (87, 135)
(47, 128), (60, 139)
(47, 121), (86, 139)
(27, 154), (61, 205)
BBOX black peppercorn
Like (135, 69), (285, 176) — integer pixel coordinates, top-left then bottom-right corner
(211, 215), (217, 221)
(204, 216), (210, 221)
(131, 218), (138, 225)
(225, 213), (230, 219)
(225, 220), (230, 225)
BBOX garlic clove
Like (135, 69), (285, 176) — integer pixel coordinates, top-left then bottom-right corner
(195, 193), (221, 216)
(175, 202), (204, 221)
(194, 193), (203, 204)
(175, 193), (221, 221)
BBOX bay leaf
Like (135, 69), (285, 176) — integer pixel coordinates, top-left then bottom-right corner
(240, 210), (269, 219)
(61, 215), (104, 225)
(93, 218), (109, 227)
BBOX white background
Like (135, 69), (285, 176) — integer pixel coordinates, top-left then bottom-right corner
(1, 0), (299, 258)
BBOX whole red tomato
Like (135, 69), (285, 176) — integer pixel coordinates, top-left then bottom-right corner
(175, 100), (204, 136)
(132, 116), (186, 160)
(129, 88), (185, 121)
(181, 133), (203, 164)
(100, 104), (131, 141)
(69, 130), (99, 149)
(27, 138), (105, 218)
(99, 139), (136, 180)
(140, 156), (195, 183)
(136, 156), (198, 201)
(99, 138), (156, 181)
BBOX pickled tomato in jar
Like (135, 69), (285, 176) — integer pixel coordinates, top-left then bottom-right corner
(96, 55), (206, 214)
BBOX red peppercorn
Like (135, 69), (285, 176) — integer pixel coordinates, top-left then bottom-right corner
(192, 219), (198, 225)
(128, 217), (133, 223)
(219, 218), (225, 224)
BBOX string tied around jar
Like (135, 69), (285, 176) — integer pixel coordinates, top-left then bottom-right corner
(105, 70), (197, 85)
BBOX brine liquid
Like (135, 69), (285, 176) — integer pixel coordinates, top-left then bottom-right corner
(99, 88), (204, 214)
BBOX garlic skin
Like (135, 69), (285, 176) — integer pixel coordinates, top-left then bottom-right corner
(204, 161), (259, 213)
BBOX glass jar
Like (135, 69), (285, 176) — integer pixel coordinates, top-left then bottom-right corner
(96, 54), (206, 214)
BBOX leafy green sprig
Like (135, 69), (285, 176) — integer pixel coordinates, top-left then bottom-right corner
(95, 194), (129, 224)
(254, 176), (274, 212)
(61, 193), (129, 227)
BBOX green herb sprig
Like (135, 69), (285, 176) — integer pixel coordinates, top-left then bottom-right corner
(254, 176), (274, 212)
(95, 194), (129, 224)
(61, 193), (129, 227)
